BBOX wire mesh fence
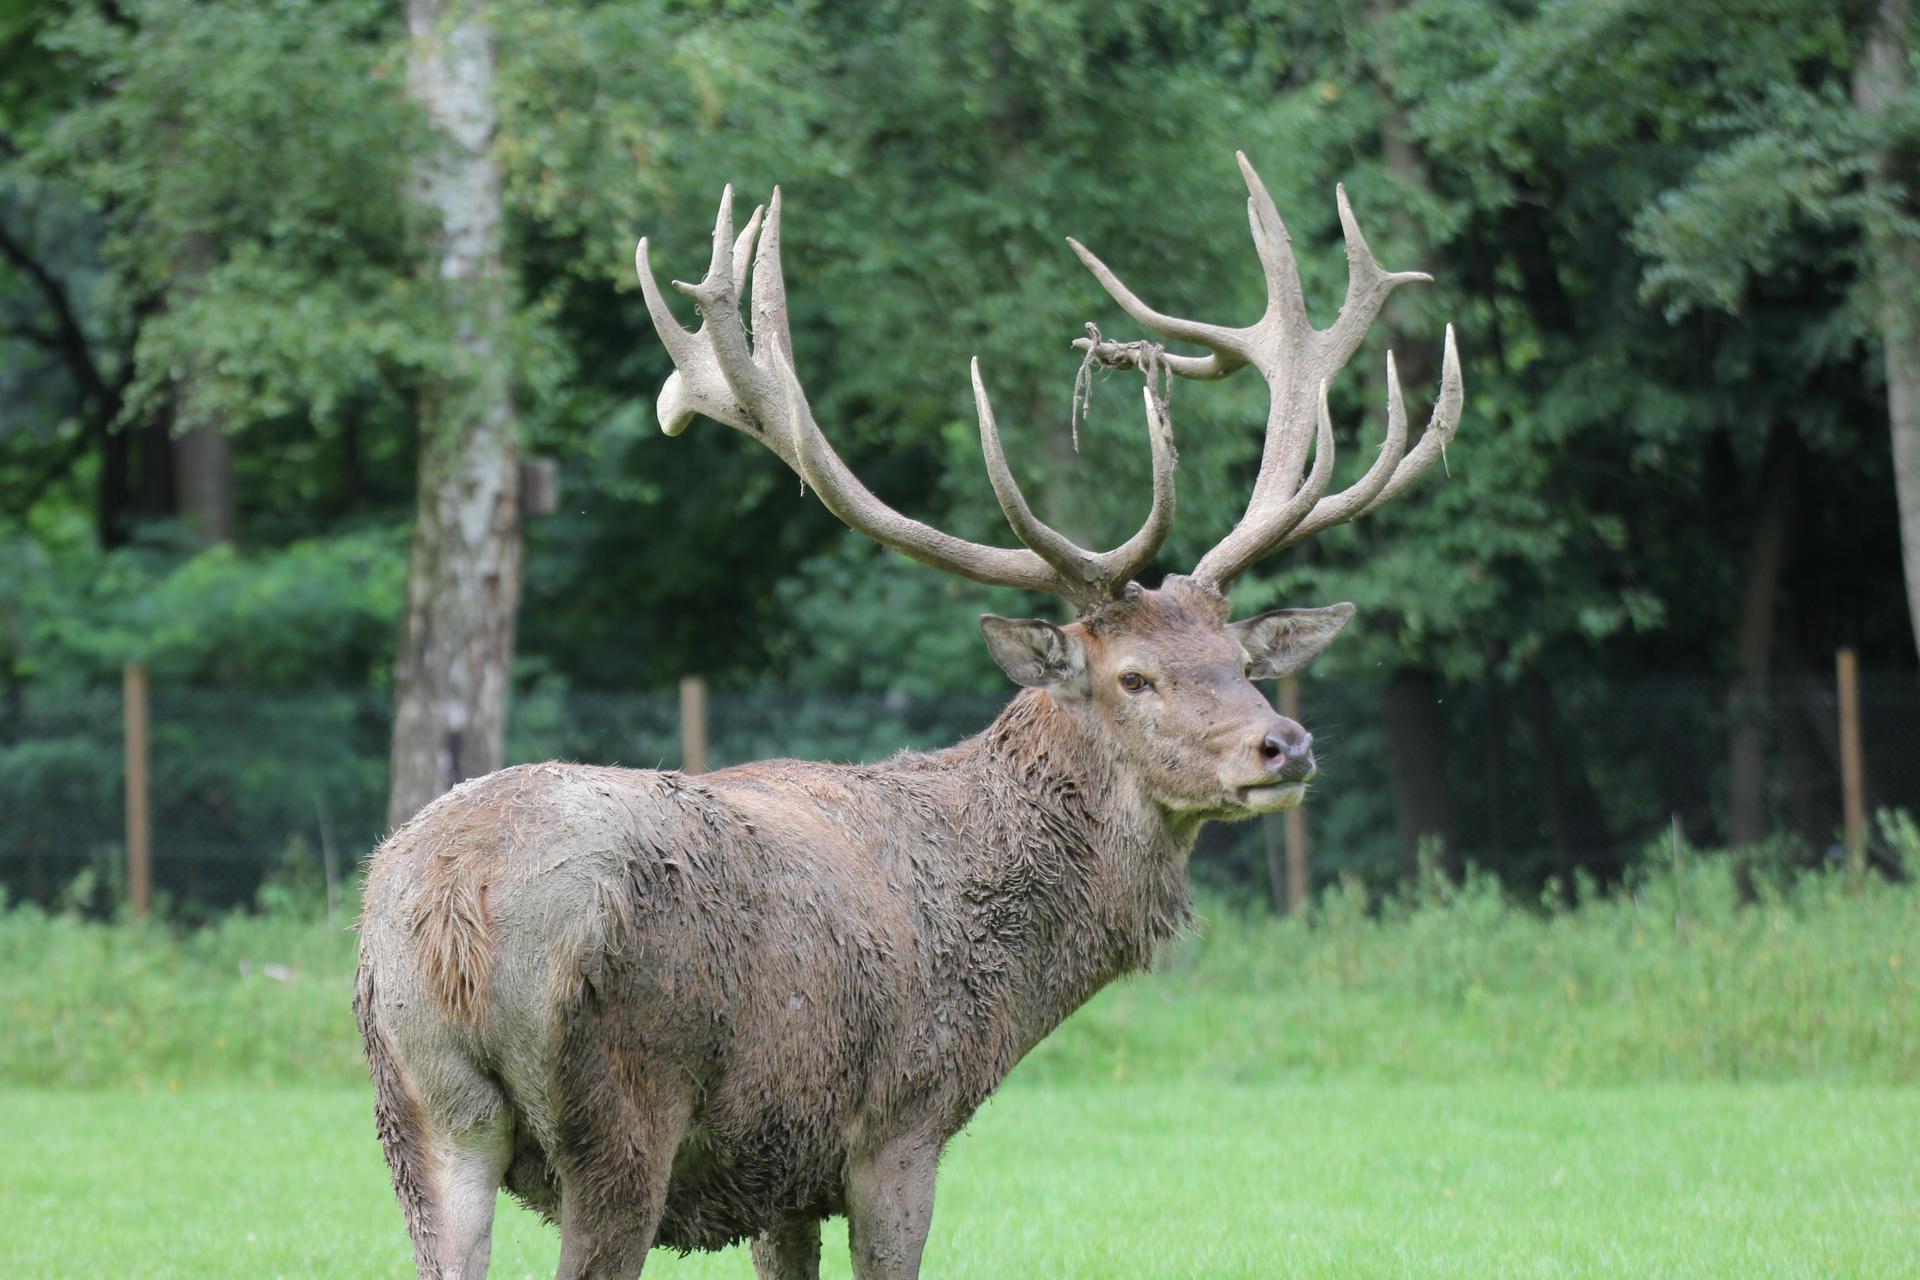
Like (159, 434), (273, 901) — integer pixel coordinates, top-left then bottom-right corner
(1, 668), (1913, 916)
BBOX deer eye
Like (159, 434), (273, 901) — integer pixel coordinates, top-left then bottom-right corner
(1118, 672), (1150, 693)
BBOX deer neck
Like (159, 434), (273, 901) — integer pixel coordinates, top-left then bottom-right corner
(939, 689), (1197, 1059)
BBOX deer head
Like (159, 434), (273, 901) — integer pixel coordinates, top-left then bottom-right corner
(635, 153), (1462, 819)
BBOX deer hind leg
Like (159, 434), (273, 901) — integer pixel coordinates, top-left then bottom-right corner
(551, 1109), (682, 1280)
(364, 1049), (513, 1278)
(358, 964), (513, 1279)
(751, 1216), (822, 1280)
(425, 1102), (514, 1279)
(551, 1042), (692, 1280)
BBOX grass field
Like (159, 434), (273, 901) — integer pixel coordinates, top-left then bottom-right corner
(5, 846), (1918, 1275)
(4, 1082), (1917, 1277)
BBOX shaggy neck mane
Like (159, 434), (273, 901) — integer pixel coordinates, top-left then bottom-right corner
(913, 687), (1195, 1071)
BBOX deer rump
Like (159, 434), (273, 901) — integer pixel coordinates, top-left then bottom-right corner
(355, 748), (1148, 1255)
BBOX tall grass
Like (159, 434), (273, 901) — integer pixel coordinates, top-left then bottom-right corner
(4, 825), (1915, 1089)
(1029, 834), (1920, 1086)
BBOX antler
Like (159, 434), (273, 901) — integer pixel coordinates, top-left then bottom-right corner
(1068, 152), (1464, 590)
(636, 186), (1176, 612)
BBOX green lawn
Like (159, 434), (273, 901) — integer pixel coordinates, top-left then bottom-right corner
(4, 1081), (1915, 1278)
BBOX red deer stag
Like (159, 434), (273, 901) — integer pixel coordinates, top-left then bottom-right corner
(356, 152), (1462, 1279)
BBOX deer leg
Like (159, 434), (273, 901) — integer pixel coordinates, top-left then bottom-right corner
(750, 1215), (822, 1280)
(358, 962), (513, 1280)
(845, 1136), (939, 1280)
(428, 1104), (514, 1280)
(552, 1125), (677, 1280)
(551, 1061), (690, 1280)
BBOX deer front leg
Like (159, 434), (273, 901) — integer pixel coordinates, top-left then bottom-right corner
(751, 1215), (821, 1280)
(845, 1135), (940, 1280)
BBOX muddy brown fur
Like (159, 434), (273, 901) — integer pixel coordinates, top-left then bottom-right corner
(356, 577), (1350, 1279)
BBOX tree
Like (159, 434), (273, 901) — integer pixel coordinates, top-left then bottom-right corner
(1290, 0), (1904, 870)
(1853, 0), (1920, 658)
(387, 0), (523, 828)
(3, 0), (423, 549)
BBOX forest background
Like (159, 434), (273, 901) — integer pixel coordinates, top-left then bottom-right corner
(3, 0), (1918, 913)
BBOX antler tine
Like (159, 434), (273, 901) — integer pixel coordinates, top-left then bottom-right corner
(972, 359), (1103, 580)
(639, 234), (756, 441)
(1269, 350), (1411, 552)
(1357, 324), (1463, 517)
(1065, 237), (1247, 380)
(971, 361), (1178, 598)
(1189, 382), (1338, 584)
(1237, 151), (1310, 341)
(1062, 149), (1323, 381)
(669, 187), (776, 432)
(635, 238), (701, 379)
(730, 201), (763, 303)
(1107, 383), (1179, 583)
(1324, 183), (1434, 368)
(750, 188), (793, 365)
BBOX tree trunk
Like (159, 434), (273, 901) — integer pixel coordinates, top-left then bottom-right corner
(135, 417), (174, 520)
(171, 425), (233, 543)
(96, 415), (131, 548)
(1727, 432), (1795, 885)
(387, 0), (524, 829)
(1727, 440), (1794, 847)
(1854, 0), (1920, 662)
(1383, 668), (1455, 880)
(169, 220), (237, 544)
(1523, 672), (1616, 884)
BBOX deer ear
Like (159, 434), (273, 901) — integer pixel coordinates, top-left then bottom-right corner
(979, 615), (1086, 690)
(1227, 602), (1356, 679)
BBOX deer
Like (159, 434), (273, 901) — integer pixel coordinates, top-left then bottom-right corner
(354, 152), (1462, 1280)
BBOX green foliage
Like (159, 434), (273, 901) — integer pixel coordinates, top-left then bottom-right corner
(1631, 86), (1875, 320)
(6, 0), (1911, 689)
(767, 540), (1033, 695)
(5, 845), (1913, 1090)
(3, 0), (1915, 897)
(1232, 0), (1908, 683)
(498, 0), (1318, 683)
(1, 521), (405, 686)
(33, 0), (433, 430)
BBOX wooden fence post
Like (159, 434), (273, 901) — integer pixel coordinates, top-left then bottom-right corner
(1836, 647), (1865, 874)
(680, 676), (709, 775)
(1261, 811), (1285, 916)
(315, 794), (341, 927)
(1279, 674), (1309, 914)
(123, 662), (151, 918)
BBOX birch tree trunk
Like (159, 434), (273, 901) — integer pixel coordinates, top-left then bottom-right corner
(1854, 0), (1920, 659)
(387, 0), (523, 829)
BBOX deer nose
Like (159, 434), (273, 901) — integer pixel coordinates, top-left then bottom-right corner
(1260, 726), (1315, 782)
